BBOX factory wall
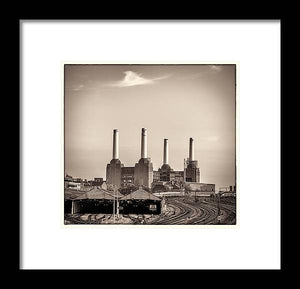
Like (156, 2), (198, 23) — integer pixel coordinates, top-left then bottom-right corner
(134, 158), (153, 188)
(106, 159), (123, 188)
(153, 171), (160, 182)
(185, 161), (200, 182)
(121, 167), (135, 187)
(154, 169), (184, 183)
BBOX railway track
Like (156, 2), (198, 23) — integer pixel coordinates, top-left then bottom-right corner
(191, 202), (219, 224)
(150, 198), (219, 225)
(203, 200), (236, 224)
(150, 201), (190, 224)
(150, 197), (236, 225)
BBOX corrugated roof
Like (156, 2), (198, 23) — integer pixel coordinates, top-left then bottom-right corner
(75, 187), (115, 200)
(64, 189), (87, 200)
(120, 188), (161, 201)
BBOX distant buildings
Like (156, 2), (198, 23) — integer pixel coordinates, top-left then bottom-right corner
(64, 175), (104, 190)
(218, 185), (236, 197)
(91, 178), (104, 187)
(64, 174), (82, 190)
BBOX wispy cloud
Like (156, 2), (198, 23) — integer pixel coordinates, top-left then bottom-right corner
(108, 71), (170, 88)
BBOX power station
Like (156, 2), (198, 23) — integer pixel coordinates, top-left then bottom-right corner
(106, 128), (210, 191)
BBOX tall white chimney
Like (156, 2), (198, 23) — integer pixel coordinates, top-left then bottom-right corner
(141, 128), (147, 158)
(189, 137), (194, 161)
(163, 139), (169, 165)
(112, 129), (119, 159)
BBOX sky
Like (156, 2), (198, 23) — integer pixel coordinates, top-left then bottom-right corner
(64, 64), (236, 190)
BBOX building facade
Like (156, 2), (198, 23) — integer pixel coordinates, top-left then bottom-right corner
(106, 128), (154, 189)
(121, 167), (135, 187)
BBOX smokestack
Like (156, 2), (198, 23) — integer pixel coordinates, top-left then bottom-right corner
(189, 137), (194, 161)
(112, 129), (119, 159)
(163, 139), (169, 165)
(141, 128), (147, 158)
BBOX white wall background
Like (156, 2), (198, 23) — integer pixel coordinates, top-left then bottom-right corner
(21, 20), (280, 269)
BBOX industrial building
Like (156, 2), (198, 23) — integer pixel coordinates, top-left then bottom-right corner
(106, 128), (154, 189)
(155, 139), (184, 183)
(152, 137), (200, 186)
(105, 128), (212, 193)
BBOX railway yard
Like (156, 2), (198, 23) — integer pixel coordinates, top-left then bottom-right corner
(64, 196), (236, 225)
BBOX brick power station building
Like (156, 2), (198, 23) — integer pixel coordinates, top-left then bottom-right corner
(106, 128), (153, 189)
(106, 128), (212, 192)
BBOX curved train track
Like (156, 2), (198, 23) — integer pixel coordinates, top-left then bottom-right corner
(150, 197), (236, 225)
(152, 200), (199, 224)
(149, 198), (218, 225)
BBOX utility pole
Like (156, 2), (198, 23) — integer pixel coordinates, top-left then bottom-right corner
(113, 185), (116, 224)
(183, 158), (186, 182)
(218, 195), (220, 213)
(116, 188), (119, 219)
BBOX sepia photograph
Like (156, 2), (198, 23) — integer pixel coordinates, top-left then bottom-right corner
(64, 64), (237, 225)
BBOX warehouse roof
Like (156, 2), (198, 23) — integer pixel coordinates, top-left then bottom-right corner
(64, 189), (87, 200)
(120, 188), (161, 201)
(75, 187), (115, 200)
